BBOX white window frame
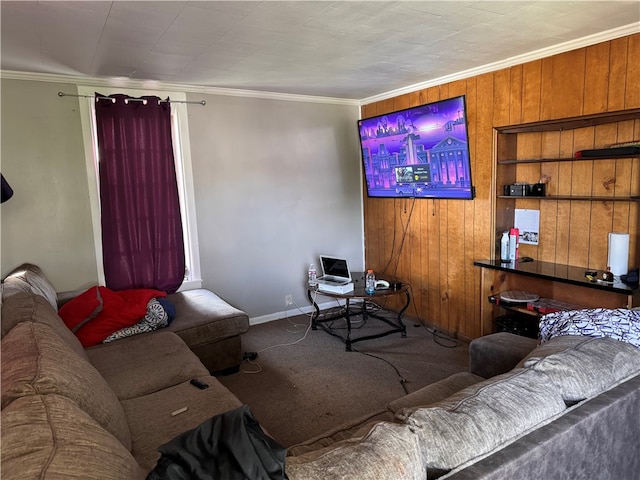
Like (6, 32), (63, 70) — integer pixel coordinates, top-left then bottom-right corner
(78, 85), (202, 291)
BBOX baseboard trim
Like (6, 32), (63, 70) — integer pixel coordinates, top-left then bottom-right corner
(249, 299), (346, 326)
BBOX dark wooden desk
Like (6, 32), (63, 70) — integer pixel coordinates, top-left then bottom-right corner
(307, 275), (410, 351)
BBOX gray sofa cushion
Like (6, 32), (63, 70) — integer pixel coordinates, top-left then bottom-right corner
(439, 374), (640, 480)
(519, 335), (640, 402)
(1, 394), (144, 480)
(469, 332), (537, 378)
(397, 368), (566, 475)
(286, 421), (427, 480)
(387, 372), (484, 413)
(86, 330), (209, 400)
(1, 321), (132, 450)
(2, 263), (59, 310)
(121, 375), (243, 473)
(287, 409), (395, 457)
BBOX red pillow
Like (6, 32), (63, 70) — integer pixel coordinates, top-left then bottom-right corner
(58, 286), (103, 333)
(74, 287), (166, 347)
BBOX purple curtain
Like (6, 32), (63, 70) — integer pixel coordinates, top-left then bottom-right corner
(95, 93), (185, 293)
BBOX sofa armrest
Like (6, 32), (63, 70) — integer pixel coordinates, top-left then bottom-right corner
(469, 332), (538, 378)
(56, 288), (88, 309)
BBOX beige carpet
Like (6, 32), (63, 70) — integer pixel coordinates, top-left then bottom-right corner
(217, 305), (470, 447)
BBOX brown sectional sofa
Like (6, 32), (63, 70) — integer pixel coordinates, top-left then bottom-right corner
(2, 263), (640, 479)
(1, 264), (250, 477)
(53, 273), (250, 374)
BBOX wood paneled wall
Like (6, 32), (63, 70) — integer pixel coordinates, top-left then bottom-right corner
(361, 33), (640, 340)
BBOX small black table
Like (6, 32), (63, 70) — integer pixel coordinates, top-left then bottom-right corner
(307, 274), (410, 351)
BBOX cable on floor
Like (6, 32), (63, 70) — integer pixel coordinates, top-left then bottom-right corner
(397, 283), (459, 349)
(240, 291), (317, 374)
(351, 346), (409, 395)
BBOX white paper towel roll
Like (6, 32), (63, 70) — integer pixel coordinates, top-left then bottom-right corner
(608, 232), (629, 276)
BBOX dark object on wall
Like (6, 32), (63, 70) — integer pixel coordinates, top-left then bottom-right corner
(504, 183), (546, 197)
(507, 184), (529, 196)
(1, 174), (14, 203)
(529, 183), (546, 196)
(575, 145), (640, 158)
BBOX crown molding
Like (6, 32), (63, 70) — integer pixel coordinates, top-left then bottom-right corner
(1, 21), (637, 108)
(359, 22), (640, 106)
(0, 70), (360, 107)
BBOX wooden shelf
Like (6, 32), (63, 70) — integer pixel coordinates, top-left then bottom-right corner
(498, 154), (640, 165)
(497, 195), (640, 202)
(495, 108), (640, 134)
(491, 302), (541, 318)
(486, 107), (639, 337)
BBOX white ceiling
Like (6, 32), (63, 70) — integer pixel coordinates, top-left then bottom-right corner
(2, 1), (639, 101)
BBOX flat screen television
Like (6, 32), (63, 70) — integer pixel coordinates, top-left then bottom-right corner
(358, 95), (474, 199)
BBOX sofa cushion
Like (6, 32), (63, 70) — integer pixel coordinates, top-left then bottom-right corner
(469, 332), (538, 378)
(2, 263), (59, 310)
(1, 321), (131, 450)
(397, 368), (566, 476)
(1, 394), (144, 480)
(386, 372), (484, 413)
(86, 331), (209, 400)
(286, 421), (427, 480)
(121, 375), (243, 473)
(1, 292), (89, 360)
(166, 289), (249, 348)
(287, 409), (395, 456)
(519, 335), (640, 402)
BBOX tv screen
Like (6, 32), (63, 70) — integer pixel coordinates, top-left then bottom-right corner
(358, 95), (474, 199)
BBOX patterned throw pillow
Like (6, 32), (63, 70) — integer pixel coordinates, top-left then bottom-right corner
(539, 308), (640, 348)
(103, 299), (169, 343)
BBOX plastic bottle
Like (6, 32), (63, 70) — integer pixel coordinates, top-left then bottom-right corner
(308, 264), (317, 287)
(365, 269), (376, 294)
(508, 228), (519, 262)
(500, 231), (510, 262)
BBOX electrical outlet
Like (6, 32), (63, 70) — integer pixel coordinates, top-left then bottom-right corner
(285, 294), (293, 306)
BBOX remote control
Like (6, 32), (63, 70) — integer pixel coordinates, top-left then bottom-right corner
(190, 378), (209, 390)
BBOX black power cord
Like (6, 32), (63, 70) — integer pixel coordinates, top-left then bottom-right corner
(351, 346), (409, 395)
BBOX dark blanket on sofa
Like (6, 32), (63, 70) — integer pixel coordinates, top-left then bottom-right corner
(147, 405), (288, 480)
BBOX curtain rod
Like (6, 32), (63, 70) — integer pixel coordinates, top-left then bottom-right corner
(57, 91), (206, 105)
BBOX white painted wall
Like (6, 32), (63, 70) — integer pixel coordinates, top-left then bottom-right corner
(1, 80), (98, 290)
(186, 93), (363, 320)
(1, 78), (364, 320)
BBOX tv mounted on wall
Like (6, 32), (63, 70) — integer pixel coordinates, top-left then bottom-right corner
(358, 95), (474, 200)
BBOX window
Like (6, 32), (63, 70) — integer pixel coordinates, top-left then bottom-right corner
(78, 86), (201, 290)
